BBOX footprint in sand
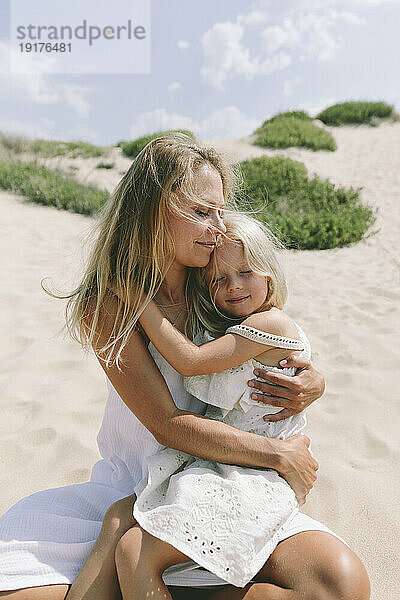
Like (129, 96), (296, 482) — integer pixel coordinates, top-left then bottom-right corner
(350, 424), (393, 473)
(0, 401), (40, 435)
(23, 427), (57, 447)
(69, 468), (91, 483)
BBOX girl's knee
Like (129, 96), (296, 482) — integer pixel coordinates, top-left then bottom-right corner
(114, 525), (145, 569)
(115, 526), (189, 575)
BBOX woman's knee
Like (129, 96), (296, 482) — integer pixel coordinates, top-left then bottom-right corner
(100, 494), (137, 540)
(257, 532), (370, 600)
(318, 544), (370, 600)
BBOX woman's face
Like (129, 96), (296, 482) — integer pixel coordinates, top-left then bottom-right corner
(207, 241), (269, 318)
(169, 164), (226, 269)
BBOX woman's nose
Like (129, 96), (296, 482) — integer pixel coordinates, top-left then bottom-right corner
(209, 213), (226, 235)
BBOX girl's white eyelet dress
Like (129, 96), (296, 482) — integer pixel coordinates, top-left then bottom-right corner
(133, 324), (313, 587)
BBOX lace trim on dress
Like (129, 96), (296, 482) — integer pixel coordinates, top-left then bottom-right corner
(225, 324), (304, 350)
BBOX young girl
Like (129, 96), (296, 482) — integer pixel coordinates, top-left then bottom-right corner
(116, 212), (314, 596)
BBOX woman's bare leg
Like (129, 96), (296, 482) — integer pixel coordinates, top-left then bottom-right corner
(0, 494), (137, 600)
(65, 494), (137, 600)
(0, 585), (70, 599)
(206, 531), (370, 600)
(115, 524), (192, 600)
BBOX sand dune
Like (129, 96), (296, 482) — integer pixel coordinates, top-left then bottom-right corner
(1, 123), (399, 599)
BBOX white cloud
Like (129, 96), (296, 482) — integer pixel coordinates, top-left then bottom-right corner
(168, 82), (181, 100)
(61, 84), (91, 119)
(200, 106), (260, 138)
(0, 40), (59, 104)
(262, 10), (366, 63)
(130, 106), (260, 140)
(333, 10), (366, 24)
(283, 76), (302, 97)
(238, 10), (269, 26)
(261, 20), (300, 54)
(200, 22), (291, 90)
(201, 5), (366, 89)
(269, 0), (400, 11)
(177, 40), (189, 50)
(130, 108), (197, 139)
(0, 118), (55, 139)
(351, 0), (400, 5)
(201, 22), (255, 90)
(0, 41), (92, 119)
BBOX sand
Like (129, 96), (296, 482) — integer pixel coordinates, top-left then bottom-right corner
(1, 123), (399, 599)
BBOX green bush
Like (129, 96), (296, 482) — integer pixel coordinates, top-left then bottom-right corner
(96, 161), (115, 169)
(255, 111), (312, 132)
(0, 132), (107, 158)
(316, 101), (395, 126)
(0, 132), (26, 154)
(253, 115), (336, 152)
(0, 158), (108, 215)
(239, 155), (376, 250)
(118, 129), (196, 158)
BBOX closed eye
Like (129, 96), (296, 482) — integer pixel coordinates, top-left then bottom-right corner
(195, 209), (209, 217)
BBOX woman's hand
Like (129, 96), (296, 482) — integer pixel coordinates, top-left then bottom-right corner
(248, 354), (325, 422)
(272, 434), (319, 506)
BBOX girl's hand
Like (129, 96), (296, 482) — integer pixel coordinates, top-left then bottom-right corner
(247, 354), (325, 422)
(273, 434), (319, 506)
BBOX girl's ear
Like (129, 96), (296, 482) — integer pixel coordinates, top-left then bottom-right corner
(265, 276), (274, 308)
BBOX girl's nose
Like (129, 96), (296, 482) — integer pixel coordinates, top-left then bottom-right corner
(228, 277), (243, 292)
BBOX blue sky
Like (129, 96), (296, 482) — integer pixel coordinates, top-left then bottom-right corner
(0, 0), (399, 144)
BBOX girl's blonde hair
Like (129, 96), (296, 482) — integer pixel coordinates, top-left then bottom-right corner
(186, 211), (288, 337)
(43, 132), (240, 370)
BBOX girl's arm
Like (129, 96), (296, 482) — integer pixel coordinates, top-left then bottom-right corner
(88, 291), (317, 504)
(139, 300), (302, 377)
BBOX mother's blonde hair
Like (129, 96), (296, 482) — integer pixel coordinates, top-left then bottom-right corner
(43, 133), (239, 371)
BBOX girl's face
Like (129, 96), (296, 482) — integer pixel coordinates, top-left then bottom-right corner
(168, 164), (226, 269)
(207, 241), (269, 318)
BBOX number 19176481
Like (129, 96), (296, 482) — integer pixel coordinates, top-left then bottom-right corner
(19, 42), (72, 52)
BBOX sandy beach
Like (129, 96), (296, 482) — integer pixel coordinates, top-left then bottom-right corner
(1, 123), (399, 599)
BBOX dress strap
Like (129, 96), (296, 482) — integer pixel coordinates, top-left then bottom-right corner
(225, 324), (304, 350)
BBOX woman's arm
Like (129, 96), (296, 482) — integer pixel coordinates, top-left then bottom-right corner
(139, 300), (300, 376)
(249, 356), (326, 422)
(87, 292), (317, 504)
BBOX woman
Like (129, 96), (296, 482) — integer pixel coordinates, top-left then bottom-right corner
(0, 134), (370, 599)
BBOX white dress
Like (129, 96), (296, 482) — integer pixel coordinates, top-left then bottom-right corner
(134, 324), (310, 587)
(0, 333), (347, 592)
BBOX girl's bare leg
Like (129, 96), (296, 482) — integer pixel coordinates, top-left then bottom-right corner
(115, 525), (192, 600)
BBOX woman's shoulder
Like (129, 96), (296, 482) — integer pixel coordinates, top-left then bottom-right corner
(239, 308), (301, 341)
(84, 290), (149, 353)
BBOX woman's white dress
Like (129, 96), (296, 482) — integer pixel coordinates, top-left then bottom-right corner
(0, 331), (347, 591)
